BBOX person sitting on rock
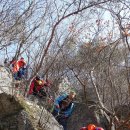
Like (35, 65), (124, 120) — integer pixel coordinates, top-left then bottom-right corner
(80, 124), (104, 130)
(28, 76), (47, 97)
(11, 57), (26, 80)
(52, 91), (76, 130)
(17, 57), (26, 79)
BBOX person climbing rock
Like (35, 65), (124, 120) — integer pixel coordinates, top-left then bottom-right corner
(28, 76), (47, 97)
(80, 124), (104, 130)
(17, 57), (26, 79)
(11, 57), (26, 80)
(52, 91), (76, 130)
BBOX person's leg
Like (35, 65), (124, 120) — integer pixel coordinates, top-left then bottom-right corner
(15, 69), (21, 80)
(52, 109), (58, 117)
(58, 118), (67, 130)
(20, 68), (25, 75)
(39, 88), (47, 97)
(23, 68), (27, 75)
(14, 72), (19, 80)
(52, 109), (68, 129)
(18, 68), (23, 78)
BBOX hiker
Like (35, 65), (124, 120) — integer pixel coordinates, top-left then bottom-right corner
(17, 57), (26, 79)
(10, 57), (26, 80)
(80, 124), (104, 130)
(52, 91), (76, 130)
(28, 76), (47, 97)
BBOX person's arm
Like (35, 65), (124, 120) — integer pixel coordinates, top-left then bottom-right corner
(28, 81), (34, 94)
(54, 94), (67, 108)
(23, 61), (26, 67)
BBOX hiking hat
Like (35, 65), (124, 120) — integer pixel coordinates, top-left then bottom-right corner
(87, 124), (96, 130)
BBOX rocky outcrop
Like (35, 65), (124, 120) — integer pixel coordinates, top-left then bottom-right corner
(0, 93), (63, 130)
(0, 93), (23, 118)
(0, 93), (34, 130)
(0, 66), (12, 94)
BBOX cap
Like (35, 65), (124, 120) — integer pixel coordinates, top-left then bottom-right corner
(87, 124), (96, 130)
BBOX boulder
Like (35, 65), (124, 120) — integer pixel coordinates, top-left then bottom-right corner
(0, 93), (63, 130)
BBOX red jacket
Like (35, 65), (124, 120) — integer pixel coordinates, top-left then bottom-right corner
(17, 59), (26, 68)
(28, 79), (45, 95)
(11, 59), (26, 73)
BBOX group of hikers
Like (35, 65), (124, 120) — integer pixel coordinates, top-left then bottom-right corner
(4, 57), (105, 130)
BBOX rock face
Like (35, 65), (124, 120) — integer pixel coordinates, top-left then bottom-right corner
(0, 93), (63, 130)
(0, 93), (34, 130)
(67, 103), (98, 130)
(0, 66), (12, 94)
(37, 107), (63, 130)
(0, 93), (23, 118)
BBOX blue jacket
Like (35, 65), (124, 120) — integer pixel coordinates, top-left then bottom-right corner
(54, 93), (75, 117)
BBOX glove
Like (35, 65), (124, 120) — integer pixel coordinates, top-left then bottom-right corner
(55, 105), (60, 109)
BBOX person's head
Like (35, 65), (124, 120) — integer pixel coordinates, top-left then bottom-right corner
(35, 75), (40, 81)
(37, 80), (43, 85)
(87, 124), (96, 130)
(20, 57), (24, 60)
(68, 91), (76, 100)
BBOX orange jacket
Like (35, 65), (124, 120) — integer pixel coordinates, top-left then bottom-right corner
(12, 59), (26, 73)
(12, 61), (19, 73)
(17, 59), (26, 68)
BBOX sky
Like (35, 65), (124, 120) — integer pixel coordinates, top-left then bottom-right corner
(0, 0), (130, 64)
